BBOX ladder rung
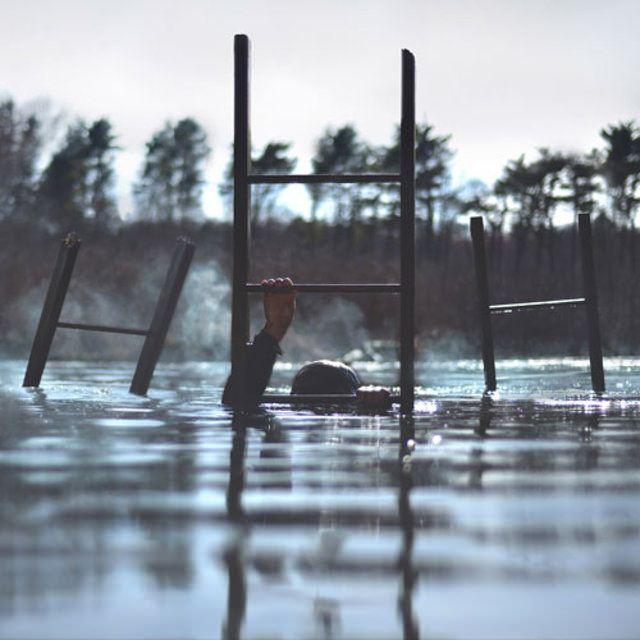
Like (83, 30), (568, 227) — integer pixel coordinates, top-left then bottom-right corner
(246, 283), (402, 293)
(261, 393), (401, 405)
(489, 298), (586, 314)
(57, 321), (149, 336)
(248, 173), (401, 185)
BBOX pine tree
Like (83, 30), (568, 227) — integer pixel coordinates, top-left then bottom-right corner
(134, 118), (210, 222)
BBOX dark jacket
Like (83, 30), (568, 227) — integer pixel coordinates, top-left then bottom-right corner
(222, 330), (281, 407)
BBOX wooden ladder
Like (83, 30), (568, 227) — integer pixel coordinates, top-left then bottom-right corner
(23, 234), (195, 395)
(470, 213), (605, 393)
(230, 34), (416, 412)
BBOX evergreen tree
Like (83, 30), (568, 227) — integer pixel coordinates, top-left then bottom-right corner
(39, 119), (118, 231)
(134, 118), (210, 221)
(39, 123), (90, 230)
(308, 125), (372, 225)
(219, 141), (296, 224)
(563, 152), (600, 218)
(0, 100), (42, 220)
(86, 118), (117, 226)
(599, 121), (640, 227)
(376, 122), (453, 240)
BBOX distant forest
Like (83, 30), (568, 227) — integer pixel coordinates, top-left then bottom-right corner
(1, 96), (639, 361)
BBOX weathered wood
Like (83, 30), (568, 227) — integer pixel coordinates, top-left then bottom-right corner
(23, 234), (80, 387)
(57, 322), (148, 336)
(470, 217), (497, 391)
(579, 213), (606, 392)
(130, 238), (195, 395)
(230, 33), (251, 405)
(248, 173), (400, 184)
(400, 48), (416, 414)
(246, 283), (401, 293)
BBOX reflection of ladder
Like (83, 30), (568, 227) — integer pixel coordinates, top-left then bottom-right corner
(470, 213), (605, 392)
(230, 34), (416, 412)
(23, 233), (195, 395)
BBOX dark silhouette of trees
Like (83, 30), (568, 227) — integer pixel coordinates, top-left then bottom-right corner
(493, 150), (567, 265)
(251, 142), (296, 223)
(134, 118), (210, 222)
(564, 152), (600, 219)
(3, 89), (640, 357)
(308, 125), (372, 225)
(376, 122), (453, 243)
(599, 122), (640, 228)
(0, 100), (41, 221)
(86, 119), (118, 226)
(38, 118), (118, 231)
(219, 141), (296, 224)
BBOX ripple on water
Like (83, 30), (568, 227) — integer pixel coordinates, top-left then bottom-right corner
(0, 358), (640, 639)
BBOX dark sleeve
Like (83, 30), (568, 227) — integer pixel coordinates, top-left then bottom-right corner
(222, 330), (282, 407)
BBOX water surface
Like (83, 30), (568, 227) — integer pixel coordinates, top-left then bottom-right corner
(1, 359), (639, 639)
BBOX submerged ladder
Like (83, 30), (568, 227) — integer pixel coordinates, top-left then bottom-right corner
(470, 213), (605, 393)
(230, 34), (417, 412)
(23, 233), (195, 395)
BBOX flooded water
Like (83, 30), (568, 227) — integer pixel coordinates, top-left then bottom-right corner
(1, 358), (640, 639)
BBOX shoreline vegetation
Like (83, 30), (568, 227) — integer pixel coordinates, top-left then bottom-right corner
(1, 97), (639, 362)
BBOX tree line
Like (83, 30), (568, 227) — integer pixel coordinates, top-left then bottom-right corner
(2, 96), (638, 239)
(2, 95), (640, 359)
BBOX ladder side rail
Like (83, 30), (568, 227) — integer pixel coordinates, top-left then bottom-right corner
(130, 238), (195, 395)
(399, 49), (416, 413)
(578, 213), (606, 392)
(230, 34), (252, 401)
(23, 234), (80, 387)
(470, 217), (497, 392)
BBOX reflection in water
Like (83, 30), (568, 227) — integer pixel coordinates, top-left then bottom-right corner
(398, 416), (419, 640)
(223, 416), (248, 640)
(1, 359), (640, 638)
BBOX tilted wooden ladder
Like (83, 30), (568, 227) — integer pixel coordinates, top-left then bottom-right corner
(23, 233), (195, 395)
(230, 34), (417, 412)
(470, 213), (605, 393)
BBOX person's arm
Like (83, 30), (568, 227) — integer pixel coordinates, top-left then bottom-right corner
(222, 278), (296, 407)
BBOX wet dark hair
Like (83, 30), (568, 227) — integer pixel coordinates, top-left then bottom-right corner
(291, 360), (361, 395)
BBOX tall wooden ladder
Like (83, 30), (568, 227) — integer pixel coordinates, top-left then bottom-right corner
(230, 34), (416, 412)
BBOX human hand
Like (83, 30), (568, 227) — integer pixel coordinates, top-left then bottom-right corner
(355, 386), (392, 414)
(262, 277), (296, 343)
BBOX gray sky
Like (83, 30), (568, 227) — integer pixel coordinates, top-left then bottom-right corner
(1, 0), (638, 219)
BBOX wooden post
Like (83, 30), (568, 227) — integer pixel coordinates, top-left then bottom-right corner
(470, 217), (497, 391)
(400, 49), (416, 414)
(23, 233), (80, 387)
(578, 213), (605, 392)
(230, 33), (251, 400)
(130, 238), (195, 395)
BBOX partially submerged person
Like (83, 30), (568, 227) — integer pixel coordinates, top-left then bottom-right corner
(222, 277), (391, 412)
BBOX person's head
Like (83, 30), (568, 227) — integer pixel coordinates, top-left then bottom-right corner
(291, 360), (361, 395)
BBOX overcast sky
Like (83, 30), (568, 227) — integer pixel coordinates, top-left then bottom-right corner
(1, 0), (638, 219)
